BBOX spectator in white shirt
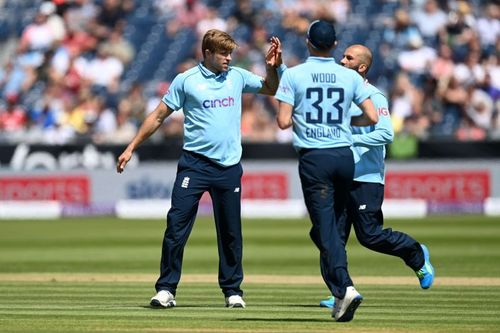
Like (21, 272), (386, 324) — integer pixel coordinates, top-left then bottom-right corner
(412, 0), (448, 44)
(85, 44), (124, 94)
(475, 3), (500, 55)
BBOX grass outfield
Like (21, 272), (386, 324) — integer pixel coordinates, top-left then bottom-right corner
(1, 216), (499, 332)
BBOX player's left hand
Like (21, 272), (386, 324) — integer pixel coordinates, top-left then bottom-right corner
(116, 150), (132, 173)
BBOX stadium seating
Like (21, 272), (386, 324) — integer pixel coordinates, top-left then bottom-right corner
(0, 0), (497, 145)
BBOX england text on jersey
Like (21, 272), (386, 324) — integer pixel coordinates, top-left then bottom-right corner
(306, 127), (341, 139)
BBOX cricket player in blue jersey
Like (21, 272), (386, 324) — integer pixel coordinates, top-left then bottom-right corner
(275, 20), (378, 322)
(319, 44), (435, 309)
(117, 29), (283, 309)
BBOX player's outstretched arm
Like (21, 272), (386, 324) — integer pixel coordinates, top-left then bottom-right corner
(351, 98), (378, 126)
(259, 36), (282, 96)
(116, 102), (173, 173)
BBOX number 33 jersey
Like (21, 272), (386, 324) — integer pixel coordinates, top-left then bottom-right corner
(275, 56), (371, 150)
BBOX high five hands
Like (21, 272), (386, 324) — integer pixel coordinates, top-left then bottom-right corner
(266, 36), (282, 68)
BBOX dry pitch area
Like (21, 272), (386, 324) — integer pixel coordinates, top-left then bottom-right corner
(1, 273), (500, 286)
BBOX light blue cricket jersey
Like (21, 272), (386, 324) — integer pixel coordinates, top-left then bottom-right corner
(350, 82), (394, 184)
(162, 62), (264, 166)
(275, 57), (371, 150)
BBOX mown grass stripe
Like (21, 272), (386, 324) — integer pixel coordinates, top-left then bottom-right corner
(1, 216), (499, 332)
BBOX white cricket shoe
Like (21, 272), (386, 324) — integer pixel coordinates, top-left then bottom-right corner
(225, 295), (246, 308)
(150, 290), (176, 308)
(333, 286), (363, 322)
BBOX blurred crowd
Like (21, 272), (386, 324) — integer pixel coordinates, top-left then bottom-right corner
(0, 0), (498, 146)
(381, 0), (500, 141)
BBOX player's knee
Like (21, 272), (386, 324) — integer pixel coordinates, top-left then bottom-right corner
(359, 234), (382, 249)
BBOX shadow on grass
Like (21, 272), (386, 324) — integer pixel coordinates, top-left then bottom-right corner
(140, 305), (228, 309)
(286, 304), (325, 308)
(142, 304), (329, 309)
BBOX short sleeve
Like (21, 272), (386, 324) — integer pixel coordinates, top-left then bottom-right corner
(274, 69), (295, 106)
(370, 92), (389, 110)
(352, 75), (371, 106)
(162, 74), (186, 111)
(233, 67), (264, 94)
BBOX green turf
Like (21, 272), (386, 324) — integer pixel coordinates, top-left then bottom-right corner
(1, 282), (499, 333)
(1, 216), (500, 332)
(1, 216), (499, 277)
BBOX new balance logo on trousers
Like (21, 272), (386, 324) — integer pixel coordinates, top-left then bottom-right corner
(181, 177), (190, 188)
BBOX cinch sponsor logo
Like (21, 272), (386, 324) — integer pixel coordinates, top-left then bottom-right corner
(202, 96), (234, 108)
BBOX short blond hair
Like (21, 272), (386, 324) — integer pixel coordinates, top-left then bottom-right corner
(201, 29), (238, 57)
